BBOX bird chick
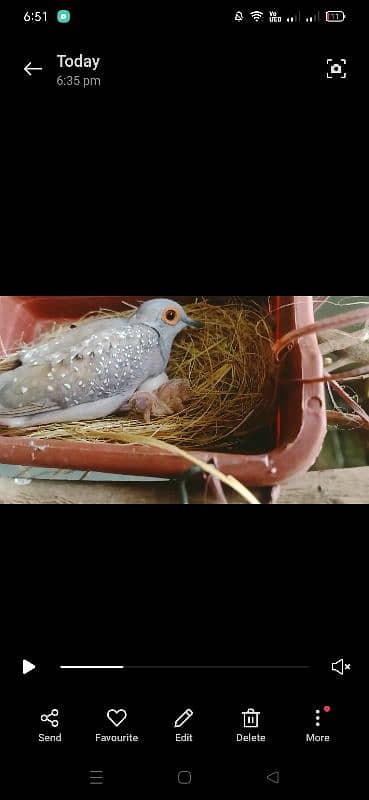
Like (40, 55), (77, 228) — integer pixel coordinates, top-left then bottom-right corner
(122, 378), (192, 423)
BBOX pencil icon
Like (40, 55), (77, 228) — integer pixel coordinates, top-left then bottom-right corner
(174, 708), (194, 728)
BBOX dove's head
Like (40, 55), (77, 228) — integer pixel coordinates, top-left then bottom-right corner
(134, 299), (203, 341)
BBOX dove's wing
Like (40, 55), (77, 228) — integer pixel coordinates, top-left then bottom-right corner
(19, 318), (132, 366)
(0, 321), (164, 419)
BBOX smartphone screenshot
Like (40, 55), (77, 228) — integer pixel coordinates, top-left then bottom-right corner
(18, 2), (355, 794)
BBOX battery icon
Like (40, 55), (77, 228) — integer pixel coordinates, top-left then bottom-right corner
(325, 11), (346, 22)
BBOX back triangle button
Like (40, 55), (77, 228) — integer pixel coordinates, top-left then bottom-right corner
(266, 771), (280, 784)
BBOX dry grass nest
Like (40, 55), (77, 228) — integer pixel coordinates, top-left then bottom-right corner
(1, 299), (276, 450)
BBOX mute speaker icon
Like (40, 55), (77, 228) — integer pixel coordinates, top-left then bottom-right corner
(331, 659), (344, 675)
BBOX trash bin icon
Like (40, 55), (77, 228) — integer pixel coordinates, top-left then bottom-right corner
(242, 708), (261, 728)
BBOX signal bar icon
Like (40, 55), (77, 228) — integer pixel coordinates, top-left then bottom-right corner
(305, 12), (320, 22)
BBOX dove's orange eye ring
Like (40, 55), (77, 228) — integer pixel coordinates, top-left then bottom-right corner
(162, 307), (181, 325)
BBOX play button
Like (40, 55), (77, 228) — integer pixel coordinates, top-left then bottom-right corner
(266, 771), (280, 784)
(23, 659), (36, 675)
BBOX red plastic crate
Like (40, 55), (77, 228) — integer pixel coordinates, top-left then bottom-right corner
(0, 296), (326, 485)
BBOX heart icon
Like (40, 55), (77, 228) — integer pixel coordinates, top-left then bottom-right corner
(107, 708), (127, 728)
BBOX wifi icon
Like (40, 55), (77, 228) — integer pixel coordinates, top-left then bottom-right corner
(250, 10), (264, 22)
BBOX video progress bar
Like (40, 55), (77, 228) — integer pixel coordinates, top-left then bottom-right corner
(58, 665), (311, 670)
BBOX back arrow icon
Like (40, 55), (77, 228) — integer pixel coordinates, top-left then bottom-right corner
(266, 771), (280, 784)
(24, 62), (43, 77)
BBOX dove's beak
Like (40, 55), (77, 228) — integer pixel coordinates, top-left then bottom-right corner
(184, 314), (204, 330)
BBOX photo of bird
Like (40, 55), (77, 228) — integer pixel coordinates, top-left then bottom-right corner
(0, 299), (202, 428)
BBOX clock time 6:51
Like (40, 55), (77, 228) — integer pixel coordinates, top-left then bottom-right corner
(24, 11), (48, 23)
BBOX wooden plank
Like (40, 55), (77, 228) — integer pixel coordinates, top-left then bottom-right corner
(0, 477), (242, 504)
(0, 477), (180, 504)
(0, 464), (167, 482)
(0, 468), (367, 504)
(278, 466), (369, 504)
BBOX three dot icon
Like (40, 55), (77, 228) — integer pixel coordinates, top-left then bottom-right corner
(315, 705), (331, 727)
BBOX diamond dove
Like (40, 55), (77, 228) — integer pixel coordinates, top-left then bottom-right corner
(0, 299), (202, 427)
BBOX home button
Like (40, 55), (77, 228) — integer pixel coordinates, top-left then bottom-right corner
(178, 771), (192, 785)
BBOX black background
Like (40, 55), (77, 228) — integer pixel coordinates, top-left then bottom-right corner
(17, 538), (356, 795)
(19, 1), (354, 295)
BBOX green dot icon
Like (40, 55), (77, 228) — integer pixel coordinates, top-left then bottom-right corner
(57, 10), (71, 23)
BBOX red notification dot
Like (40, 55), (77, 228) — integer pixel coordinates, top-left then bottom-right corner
(323, 706), (331, 713)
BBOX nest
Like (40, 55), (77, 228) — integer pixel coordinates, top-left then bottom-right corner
(1, 299), (276, 450)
